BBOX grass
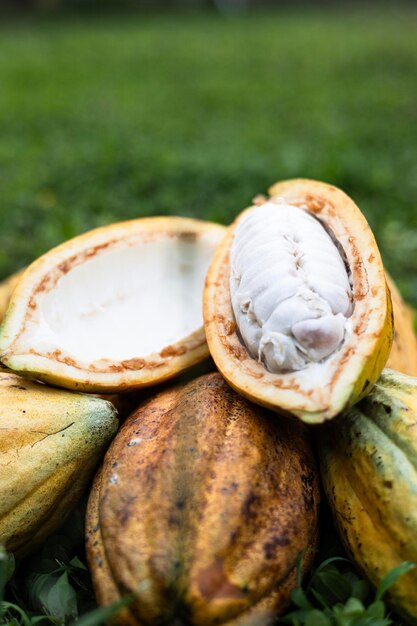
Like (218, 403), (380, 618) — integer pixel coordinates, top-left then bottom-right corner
(0, 7), (417, 302)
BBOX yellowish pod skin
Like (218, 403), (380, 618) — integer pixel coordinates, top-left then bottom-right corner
(86, 373), (320, 626)
(319, 369), (417, 623)
(0, 269), (24, 323)
(0, 217), (226, 392)
(0, 371), (118, 558)
(386, 274), (417, 376)
(204, 179), (393, 424)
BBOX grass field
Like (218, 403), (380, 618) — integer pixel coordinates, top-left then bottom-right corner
(0, 7), (417, 303)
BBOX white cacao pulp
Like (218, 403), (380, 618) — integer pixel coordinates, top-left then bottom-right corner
(0, 217), (226, 392)
(229, 201), (354, 372)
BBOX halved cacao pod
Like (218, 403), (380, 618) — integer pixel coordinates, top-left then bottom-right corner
(0, 371), (117, 558)
(204, 179), (393, 423)
(86, 373), (320, 626)
(386, 274), (417, 376)
(0, 217), (225, 392)
(0, 272), (156, 416)
(319, 369), (417, 623)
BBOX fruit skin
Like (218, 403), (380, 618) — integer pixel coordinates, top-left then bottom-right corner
(0, 372), (118, 558)
(386, 274), (417, 376)
(0, 217), (226, 393)
(0, 269), (24, 323)
(319, 369), (417, 623)
(204, 178), (393, 424)
(86, 373), (320, 626)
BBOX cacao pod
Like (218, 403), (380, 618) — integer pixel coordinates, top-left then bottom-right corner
(319, 369), (417, 623)
(0, 218), (225, 392)
(0, 269), (24, 323)
(0, 372), (118, 557)
(204, 179), (393, 424)
(386, 274), (417, 376)
(86, 373), (320, 626)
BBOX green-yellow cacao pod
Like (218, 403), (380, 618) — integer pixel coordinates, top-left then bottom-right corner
(319, 369), (417, 623)
(0, 371), (118, 557)
(86, 373), (320, 626)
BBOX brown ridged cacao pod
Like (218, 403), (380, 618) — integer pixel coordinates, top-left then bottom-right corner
(86, 373), (320, 626)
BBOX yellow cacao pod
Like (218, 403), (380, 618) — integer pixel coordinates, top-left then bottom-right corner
(319, 369), (417, 623)
(0, 371), (117, 557)
(386, 274), (417, 376)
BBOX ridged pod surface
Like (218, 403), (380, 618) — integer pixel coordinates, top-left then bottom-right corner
(386, 274), (417, 376)
(319, 369), (417, 623)
(86, 373), (320, 626)
(0, 372), (118, 558)
(204, 179), (393, 423)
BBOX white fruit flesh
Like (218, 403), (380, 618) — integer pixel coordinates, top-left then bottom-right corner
(0, 218), (226, 392)
(229, 201), (354, 372)
(10, 236), (215, 365)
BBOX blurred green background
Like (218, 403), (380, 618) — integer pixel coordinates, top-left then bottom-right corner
(1, 5), (416, 302)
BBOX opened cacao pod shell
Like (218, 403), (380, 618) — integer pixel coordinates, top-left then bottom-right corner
(204, 179), (393, 424)
(0, 218), (225, 392)
(86, 373), (320, 626)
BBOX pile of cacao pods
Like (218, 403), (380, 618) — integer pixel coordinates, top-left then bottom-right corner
(1, 178), (417, 625)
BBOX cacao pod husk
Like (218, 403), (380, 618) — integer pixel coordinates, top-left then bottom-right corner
(204, 179), (393, 424)
(386, 274), (417, 376)
(0, 269), (23, 323)
(0, 372), (118, 558)
(86, 373), (320, 626)
(319, 369), (417, 623)
(0, 218), (225, 392)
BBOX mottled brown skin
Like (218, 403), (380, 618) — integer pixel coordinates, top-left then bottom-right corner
(86, 373), (320, 626)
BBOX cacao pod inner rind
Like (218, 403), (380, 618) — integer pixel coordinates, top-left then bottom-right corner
(0, 217), (225, 392)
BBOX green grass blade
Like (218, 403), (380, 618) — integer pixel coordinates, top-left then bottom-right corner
(375, 562), (415, 601)
(69, 594), (135, 626)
